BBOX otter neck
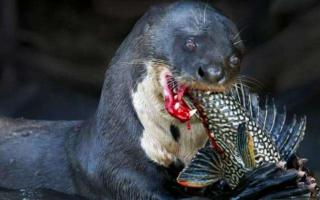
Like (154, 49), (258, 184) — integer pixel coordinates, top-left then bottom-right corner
(130, 62), (208, 167)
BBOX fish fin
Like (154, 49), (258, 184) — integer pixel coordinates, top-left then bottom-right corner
(177, 146), (223, 188)
(230, 83), (281, 134)
(230, 83), (306, 162)
(236, 123), (256, 168)
(259, 103), (306, 161)
(278, 116), (306, 161)
(230, 83), (260, 119)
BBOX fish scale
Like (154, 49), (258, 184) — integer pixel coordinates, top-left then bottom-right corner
(177, 85), (306, 189)
(192, 90), (280, 165)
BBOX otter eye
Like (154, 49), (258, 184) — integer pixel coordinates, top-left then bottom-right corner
(229, 55), (240, 67)
(185, 38), (197, 51)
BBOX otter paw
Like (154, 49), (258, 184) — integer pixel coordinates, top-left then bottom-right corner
(230, 163), (314, 200)
(286, 154), (319, 197)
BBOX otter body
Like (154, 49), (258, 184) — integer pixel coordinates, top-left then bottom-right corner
(0, 118), (79, 192)
(0, 1), (313, 200)
(1, 2), (221, 199)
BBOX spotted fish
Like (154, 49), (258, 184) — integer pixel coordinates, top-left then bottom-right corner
(177, 85), (306, 189)
(177, 123), (257, 188)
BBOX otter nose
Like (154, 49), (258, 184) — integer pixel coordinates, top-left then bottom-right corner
(197, 66), (224, 83)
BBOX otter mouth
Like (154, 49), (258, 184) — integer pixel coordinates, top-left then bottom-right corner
(159, 69), (227, 125)
(160, 69), (229, 153)
(160, 70), (196, 123)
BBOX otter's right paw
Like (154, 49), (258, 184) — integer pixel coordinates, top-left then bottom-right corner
(229, 163), (317, 200)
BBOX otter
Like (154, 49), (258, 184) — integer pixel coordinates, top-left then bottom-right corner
(0, 1), (313, 200)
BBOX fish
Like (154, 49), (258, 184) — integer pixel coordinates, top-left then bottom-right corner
(177, 84), (306, 189)
(177, 123), (257, 188)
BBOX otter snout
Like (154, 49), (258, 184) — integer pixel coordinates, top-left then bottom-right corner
(197, 65), (225, 84)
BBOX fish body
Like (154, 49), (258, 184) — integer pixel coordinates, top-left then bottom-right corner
(178, 86), (306, 189)
(191, 89), (281, 165)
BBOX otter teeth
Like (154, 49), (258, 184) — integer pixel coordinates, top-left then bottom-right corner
(174, 102), (180, 110)
(189, 109), (197, 117)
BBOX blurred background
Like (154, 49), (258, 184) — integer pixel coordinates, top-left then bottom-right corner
(0, 0), (319, 178)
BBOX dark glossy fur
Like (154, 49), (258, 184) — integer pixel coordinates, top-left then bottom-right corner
(0, 118), (79, 193)
(0, 1), (311, 200)
(1, 2), (214, 199)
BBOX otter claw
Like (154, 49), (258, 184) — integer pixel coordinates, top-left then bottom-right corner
(277, 161), (286, 169)
(297, 171), (306, 178)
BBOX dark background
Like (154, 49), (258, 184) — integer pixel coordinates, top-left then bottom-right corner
(0, 0), (319, 178)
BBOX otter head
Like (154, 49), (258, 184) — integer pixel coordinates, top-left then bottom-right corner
(143, 2), (245, 122)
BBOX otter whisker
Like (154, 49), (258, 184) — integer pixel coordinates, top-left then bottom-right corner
(203, 2), (209, 25)
(232, 25), (248, 41)
(237, 75), (264, 91)
(190, 9), (201, 30)
(234, 79), (264, 95)
(236, 79), (253, 89)
(233, 81), (250, 91)
(233, 40), (244, 46)
(119, 62), (144, 66)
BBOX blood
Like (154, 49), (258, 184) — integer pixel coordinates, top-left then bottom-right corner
(209, 136), (224, 155)
(164, 75), (192, 128)
(164, 94), (191, 123)
(186, 121), (191, 130)
(162, 72), (224, 153)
